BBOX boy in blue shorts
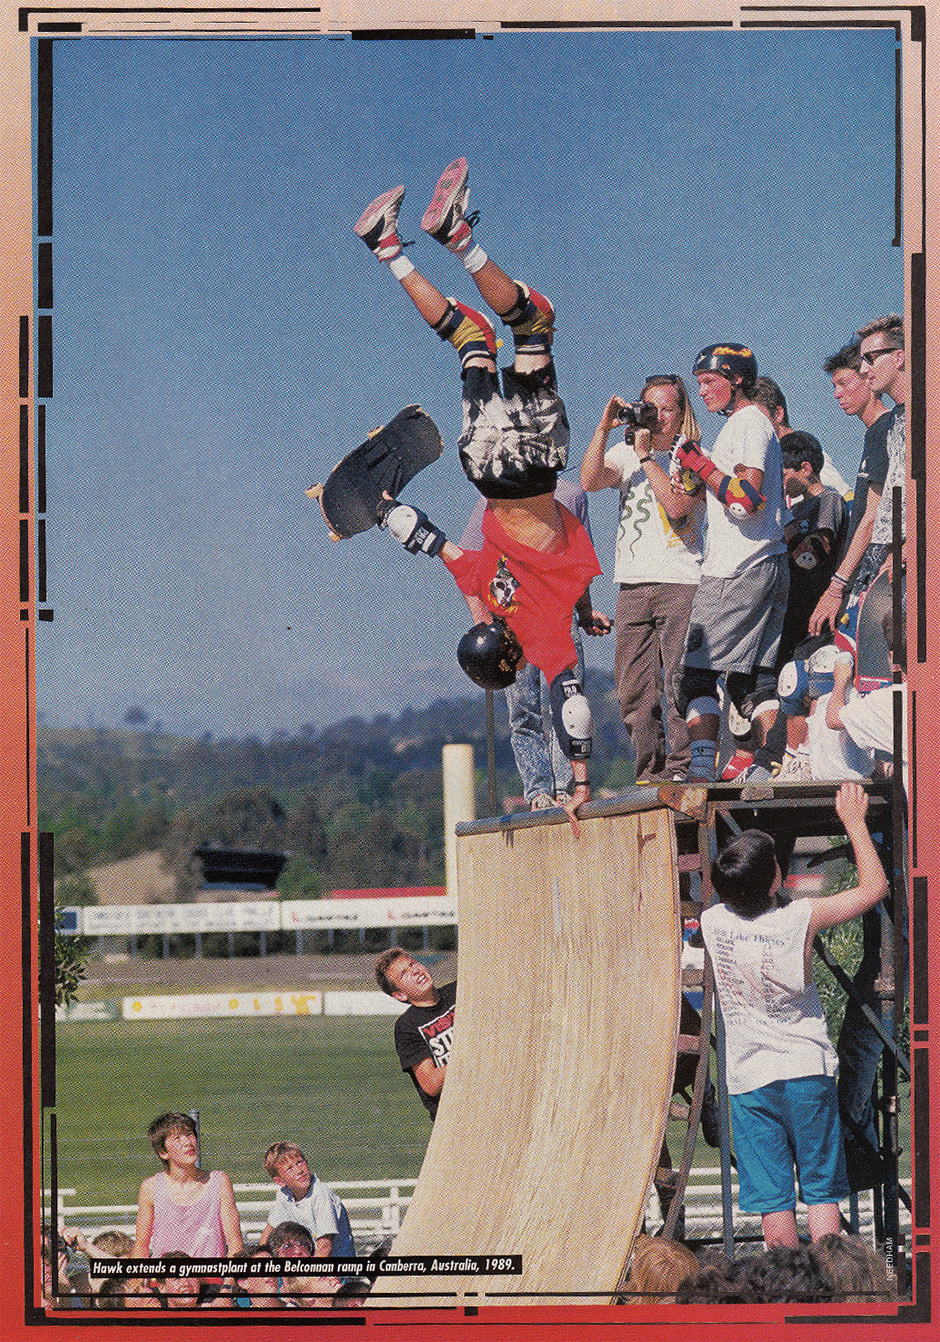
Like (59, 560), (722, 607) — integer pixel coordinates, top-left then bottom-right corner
(701, 782), (887, 1248)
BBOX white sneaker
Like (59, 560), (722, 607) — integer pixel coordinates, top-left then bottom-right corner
(530, 793), (555, 811)
(775, 748), (811, 781)
(354, 185), (406, 260)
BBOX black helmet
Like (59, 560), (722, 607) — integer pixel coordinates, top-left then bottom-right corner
(457, 620), (523, 690)
(692, 343), (758, 389)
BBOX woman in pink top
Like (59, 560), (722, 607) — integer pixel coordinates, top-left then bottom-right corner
(132, 1112), (243, 1259)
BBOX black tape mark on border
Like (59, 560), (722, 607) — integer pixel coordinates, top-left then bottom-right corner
(37, 40), (53, 235)
(913, 1047), (930, 1227)
(19, 406), (29, 514)
(37, 404), (46, 514)
(39, 832), (56, 1109)
(37, 242), (53, 308)
(18, 316), (28, 398)
(351, 28), (474, 39)
(37, 315), (53, 398)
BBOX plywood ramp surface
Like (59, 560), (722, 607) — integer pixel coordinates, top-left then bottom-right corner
(375, 804), (681, 1307)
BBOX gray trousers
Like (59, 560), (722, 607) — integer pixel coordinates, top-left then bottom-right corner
(614, 581), (697, 781)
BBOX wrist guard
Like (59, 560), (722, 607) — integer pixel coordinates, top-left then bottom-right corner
(380, 502), (446, 556)
(675, 440), (715, 482)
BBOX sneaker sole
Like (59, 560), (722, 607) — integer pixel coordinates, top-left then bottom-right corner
(421, 158), (469, 237)
(354, 185), (405, 246)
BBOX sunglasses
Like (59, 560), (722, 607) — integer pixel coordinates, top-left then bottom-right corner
(859, 346), (897, 367)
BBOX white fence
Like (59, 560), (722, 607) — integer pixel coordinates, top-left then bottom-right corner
(642, 1168), (912, 1247)
(45, 1179), (418, 1253)
(45, 1171), (909, 1255)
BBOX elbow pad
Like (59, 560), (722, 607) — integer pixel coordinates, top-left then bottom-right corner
(550, 671), (593, 760)
(715, 473), (765, 518)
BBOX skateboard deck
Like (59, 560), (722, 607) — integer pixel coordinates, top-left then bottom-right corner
(306, 405), (443, 540)
(854, 565), (894, 692)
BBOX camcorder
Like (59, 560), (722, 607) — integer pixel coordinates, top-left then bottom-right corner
(617, 399), (658, 441)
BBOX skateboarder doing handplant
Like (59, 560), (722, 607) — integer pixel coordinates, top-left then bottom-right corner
(354, 160), (610, 836)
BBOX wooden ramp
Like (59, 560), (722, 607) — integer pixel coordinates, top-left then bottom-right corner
(373, 797), (682, 1307)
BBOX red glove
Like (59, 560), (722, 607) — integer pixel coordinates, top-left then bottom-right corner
(674, 440), (716, 483)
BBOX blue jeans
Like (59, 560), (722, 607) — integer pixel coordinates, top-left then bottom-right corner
(505, 620), (585, 801)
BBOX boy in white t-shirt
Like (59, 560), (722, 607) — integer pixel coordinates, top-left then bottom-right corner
(701, 782), (887, 1249)
(674, 343), (790, 785)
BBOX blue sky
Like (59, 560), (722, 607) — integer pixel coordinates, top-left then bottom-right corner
(38, 28), (903, 739)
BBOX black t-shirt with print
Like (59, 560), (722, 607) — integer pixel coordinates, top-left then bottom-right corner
(393, 980), (457, 1119)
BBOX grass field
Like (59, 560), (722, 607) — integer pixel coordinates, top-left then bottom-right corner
(51, 1015), (435, 1206)
(50, 973), (913, 1229)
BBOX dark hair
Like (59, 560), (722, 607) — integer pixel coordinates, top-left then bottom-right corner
(824, 341), (862, 375)
(267, 1221), (315, 1256)
(676, 1263), (751, 1303)
(809, 1234), (894, 1303)
(738, 1246), (836, 1303)
(375, 947), (407, 996)
(750, 376), (788, 422)
(710, 830), (778, 918)
(781, 431), (824, 477)
(857, 313), (904, 350)
(148, 1112), (197, 1165)
(677, 1247), (835, 1304)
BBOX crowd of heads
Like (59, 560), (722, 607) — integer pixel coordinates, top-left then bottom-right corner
(47, 1113), (371, 1312)
(621, 1233), (895, 1306)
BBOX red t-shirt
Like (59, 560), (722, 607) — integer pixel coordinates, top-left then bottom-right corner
(444, 504), (601, 683)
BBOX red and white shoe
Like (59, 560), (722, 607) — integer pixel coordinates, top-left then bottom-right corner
(354, 185), (406, 261)
(720, 749), (754, 781)
(421, 158), (478, 253)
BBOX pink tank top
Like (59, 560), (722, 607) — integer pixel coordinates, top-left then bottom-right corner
(149, 1169), (227, 1257)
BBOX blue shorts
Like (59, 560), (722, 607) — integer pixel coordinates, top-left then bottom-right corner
(730, 1075), (850, 1214)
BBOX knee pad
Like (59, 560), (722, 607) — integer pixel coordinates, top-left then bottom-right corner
(777, 644), (846, 715)
(725, 670), (759, 720)
(434, 299), (497, 369)
(748, 666), (779, 722)
(777, 660), (809, 716)
(675, 666), (719, 720)
(550, 671), (592, 760)
(501, 281), (555, 355)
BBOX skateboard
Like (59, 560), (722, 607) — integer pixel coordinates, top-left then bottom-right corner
(306, 405), (444, 540)
(853, 564), (895, 693)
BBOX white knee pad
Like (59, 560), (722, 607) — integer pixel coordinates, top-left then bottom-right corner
(550, 672), (593, 760)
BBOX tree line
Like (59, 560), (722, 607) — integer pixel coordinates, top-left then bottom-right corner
(41, 670), (626, 901)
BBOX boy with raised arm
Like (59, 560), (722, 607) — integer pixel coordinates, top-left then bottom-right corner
(701, 782), (888, 1249)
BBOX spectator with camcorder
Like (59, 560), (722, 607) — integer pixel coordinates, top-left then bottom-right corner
(581, 374), (705, 782)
